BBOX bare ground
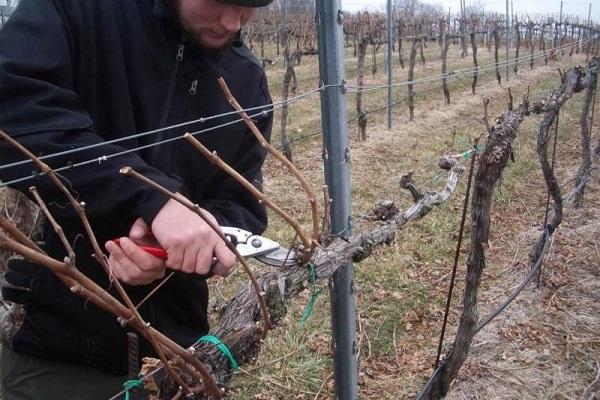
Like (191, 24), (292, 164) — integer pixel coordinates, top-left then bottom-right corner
(444, 134), (600, 399)
(447, 199), (600, 400)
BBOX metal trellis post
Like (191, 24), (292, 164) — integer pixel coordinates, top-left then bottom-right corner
(559, 1), (563, 51)
(559, 1), (563, 25)
(511, 1), (514, 49)
(387, 0), (393, 129)
(506, 0), (510, 81)
(282, 0), (288, 69)
(588, 3), (592, 40)
(315, 1), (357, 399)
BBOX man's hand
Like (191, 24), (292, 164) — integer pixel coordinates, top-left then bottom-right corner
(104, 218), (166, 285)
(150, 197), (236, 277)
(104, 198), (237, 285)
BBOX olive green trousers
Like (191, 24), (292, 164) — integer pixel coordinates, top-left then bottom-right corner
(1, 346), (127, 400)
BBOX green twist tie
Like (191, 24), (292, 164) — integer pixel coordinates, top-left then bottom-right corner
(300, 262), (323, 325)
(454, 137), (486, 160)
(462, 144), (486, 160)
(463, 149), (476, 159)
(197, 335), (239, 370)
(123, 379), (143, 400)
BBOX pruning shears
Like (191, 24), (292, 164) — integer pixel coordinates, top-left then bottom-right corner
(114, 226), (297, 268)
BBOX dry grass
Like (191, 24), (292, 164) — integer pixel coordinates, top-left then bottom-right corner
(446, 181), (600, 399)
(444, 100), (600, 399)
(226, 46), (600, 400)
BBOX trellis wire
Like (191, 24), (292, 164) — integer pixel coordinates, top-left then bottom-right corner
(275, 51), (570, 152)
(278, 40), (589, 154)
(269, 33), (592, 91)
(346, 38), (590, 93)
(0, 84), (343, 189)
(0, 83), (339, 175)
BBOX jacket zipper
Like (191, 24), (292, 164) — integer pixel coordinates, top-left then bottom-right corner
(176, 43), (185, 62)
(162, 42), (184, 126)
(189, 79), (198, 96)
(149, 41), (185, 165)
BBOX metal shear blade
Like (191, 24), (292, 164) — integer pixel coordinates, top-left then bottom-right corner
(113, 226), (298, 268)
(254, 247), (298, 267)
(222, 227), (297, 268)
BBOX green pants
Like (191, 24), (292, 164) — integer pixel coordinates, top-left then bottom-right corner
(1, 346), (128, 400)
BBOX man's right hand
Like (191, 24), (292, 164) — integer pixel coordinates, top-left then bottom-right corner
(104, 198), (237, 285)
(150, 197), (236, 277)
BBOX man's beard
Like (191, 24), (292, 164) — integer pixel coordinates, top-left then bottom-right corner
(170, 0), (241, 57)
(183, 30), (238, 56)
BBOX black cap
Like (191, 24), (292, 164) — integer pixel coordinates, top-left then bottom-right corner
(216, 0), (274, 7)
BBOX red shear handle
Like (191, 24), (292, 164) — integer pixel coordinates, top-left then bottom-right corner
(110, 239), (218, 278)
(112, 238), (168, 260)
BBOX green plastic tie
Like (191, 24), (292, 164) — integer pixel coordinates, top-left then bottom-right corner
(300, 262), (323, 325)
(462, 144), (486, 159)
(197, 335), (239, 370)
(454, 137), (486, 159)
(123, 379), (143, 400)
(463, 149), (475, 159)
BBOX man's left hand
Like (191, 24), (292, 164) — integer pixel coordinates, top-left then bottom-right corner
(104, 218), (166, 285)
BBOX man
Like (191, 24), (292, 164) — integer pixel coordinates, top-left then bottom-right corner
(0, 0), (273, 398)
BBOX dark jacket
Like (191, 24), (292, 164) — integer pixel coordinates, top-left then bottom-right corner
(0, 0), (272, 375)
